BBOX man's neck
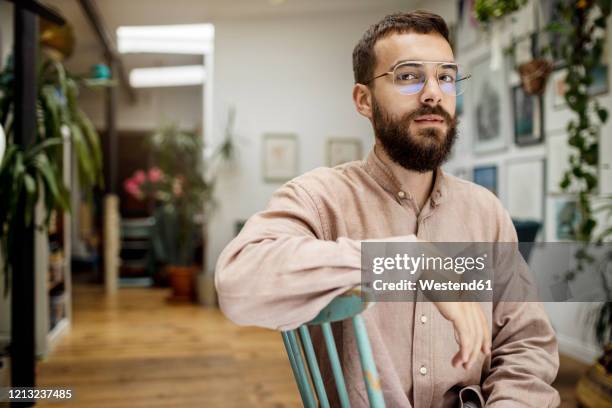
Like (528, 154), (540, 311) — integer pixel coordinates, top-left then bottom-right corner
(374, 142), (435, 212)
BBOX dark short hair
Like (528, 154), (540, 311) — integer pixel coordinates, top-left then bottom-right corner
(352, 11), (451, 85)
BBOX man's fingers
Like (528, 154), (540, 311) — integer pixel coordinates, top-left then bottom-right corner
(465, 308), (481, 369)
(478, 307), (491, 355)
(452, 350), (464, 368)
(455, 310), (472, 367)
(434, 301), (491, 369)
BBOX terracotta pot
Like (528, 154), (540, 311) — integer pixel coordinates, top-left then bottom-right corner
(518, 58), (553, 96)
(576, 346), (612, 407)
(166, 265), (197, 302)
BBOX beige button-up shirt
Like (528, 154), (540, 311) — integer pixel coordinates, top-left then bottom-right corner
(216, 148), (560, 407)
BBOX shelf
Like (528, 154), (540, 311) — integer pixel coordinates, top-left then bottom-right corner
(47, 279), (64, 293)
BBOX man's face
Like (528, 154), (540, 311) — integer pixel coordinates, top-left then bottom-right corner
(362, 32), (458, 172)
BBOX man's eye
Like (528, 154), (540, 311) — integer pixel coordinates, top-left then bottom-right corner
(439, 75), (455, 83)
(398, 73), (418, 81)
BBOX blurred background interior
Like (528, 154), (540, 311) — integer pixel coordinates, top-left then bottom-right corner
(0, 0), (611, 406)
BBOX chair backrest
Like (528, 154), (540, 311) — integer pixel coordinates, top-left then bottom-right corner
(281, 288), (385, 408)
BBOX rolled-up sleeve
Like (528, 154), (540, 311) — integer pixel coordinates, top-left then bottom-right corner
(215, 180), (362, 331)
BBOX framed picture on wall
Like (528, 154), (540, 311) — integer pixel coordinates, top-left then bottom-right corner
(473, 165), (498, 196)
(470, 53), (509, 154)
(551, 68), (568, 110)
(506, 157), (545, 222)
(262, 133), (298, 182)
(548, 197), (581, 241)
(589, 64), (609, 96)
(551, 65), (609, 110)
(542, 0), (566, 67)
(512, 85), (544, 146)
(326, 138), (362, 167)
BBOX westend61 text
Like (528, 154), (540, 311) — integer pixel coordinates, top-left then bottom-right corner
(372, 279), (493, 292)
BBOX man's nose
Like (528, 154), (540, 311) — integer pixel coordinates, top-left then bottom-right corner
(419, 76), (443, 107)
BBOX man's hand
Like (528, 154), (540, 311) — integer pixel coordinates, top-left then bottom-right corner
(433, 302), (491, 369)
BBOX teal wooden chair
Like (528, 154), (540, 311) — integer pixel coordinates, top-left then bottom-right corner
(281, 287), (385, 408)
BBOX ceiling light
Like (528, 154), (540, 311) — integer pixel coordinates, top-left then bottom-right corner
(117, 24), (214, 55)
(129, 65), (206, 88)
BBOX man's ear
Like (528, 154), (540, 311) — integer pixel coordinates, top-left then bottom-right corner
(353, 83), (373, 119)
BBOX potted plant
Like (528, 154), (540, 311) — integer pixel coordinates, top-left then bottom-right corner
(129, 120), (233, 302)
(0, 54), (103, 294)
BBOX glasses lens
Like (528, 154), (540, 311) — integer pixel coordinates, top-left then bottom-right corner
(393, 63), (426, 95)
(438, 63), (469, 96)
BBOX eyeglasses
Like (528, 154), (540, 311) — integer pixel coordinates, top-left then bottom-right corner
(363, 61), (471, 96)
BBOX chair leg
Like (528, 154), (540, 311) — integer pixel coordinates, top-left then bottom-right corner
(352, 315), (386, 408)
(321, 322), (351, 408)
(283, 330), (317, 408)
(299, 326), (330, 408)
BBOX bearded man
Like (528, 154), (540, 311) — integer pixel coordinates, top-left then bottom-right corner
(215, 10), (560, 408)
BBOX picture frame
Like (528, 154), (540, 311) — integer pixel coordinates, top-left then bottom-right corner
(550, 65), (609, 111)
(551, 68), (568, 110)
(470, 53), (510, 154)
(326, 138), (363, 167)
(541, 0), (566, 67)
(512, 84), (544, 146)
(546, 197), (581, 241)
(589, 64), (609, 97)
(262, 133), (298, 182)
(506, 157), (545, 222)
(473, 165), (498, 196)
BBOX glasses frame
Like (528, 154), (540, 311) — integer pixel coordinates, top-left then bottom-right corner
(362, 60), (472, 96)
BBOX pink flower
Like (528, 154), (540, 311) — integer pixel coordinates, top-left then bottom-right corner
(133, 170), (146, 185)
(148, 167), (163, 183)
(124, 178), (143, 200)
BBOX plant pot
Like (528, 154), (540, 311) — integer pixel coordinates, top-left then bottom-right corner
(166, 265), (197, 302)
(576, 345), (612, 407)
(518, 58), (552, 95)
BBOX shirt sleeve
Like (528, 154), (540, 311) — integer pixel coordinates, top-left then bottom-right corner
(482, 207), (560, 407)
(214, 180), (363, 331)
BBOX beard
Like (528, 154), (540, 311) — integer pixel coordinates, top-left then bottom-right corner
(372, 98), (458, 173)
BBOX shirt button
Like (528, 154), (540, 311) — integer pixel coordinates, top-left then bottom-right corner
(420, 314), (427, 324)
(419, 365), (427, 375)
(397, 190), (406, 199)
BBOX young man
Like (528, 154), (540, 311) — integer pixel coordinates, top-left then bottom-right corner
(216, 11), (559, 407)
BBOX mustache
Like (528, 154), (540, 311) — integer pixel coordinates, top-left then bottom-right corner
(404, 105), (455, 126)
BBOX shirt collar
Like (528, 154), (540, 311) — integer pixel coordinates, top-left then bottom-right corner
(362, 146), (447, 207)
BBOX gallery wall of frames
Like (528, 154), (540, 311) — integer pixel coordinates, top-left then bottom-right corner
(444, 0), (612, 244)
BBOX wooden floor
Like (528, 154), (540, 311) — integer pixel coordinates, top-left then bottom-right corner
(37, 284), (301, 407)
(37, 283), (588, 407)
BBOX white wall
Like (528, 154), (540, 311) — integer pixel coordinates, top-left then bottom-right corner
(77, 85), (203, 132)
(442, 1), (612, 363)
(207, 8), (408, 272)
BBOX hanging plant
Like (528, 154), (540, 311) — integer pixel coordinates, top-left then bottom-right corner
(555, 0), (610, 242)
(474, 0), (528, 24)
